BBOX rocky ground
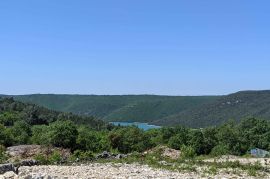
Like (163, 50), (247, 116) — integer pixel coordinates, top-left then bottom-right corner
(1, 146), (269, 178)
(0, 162), (269, 179)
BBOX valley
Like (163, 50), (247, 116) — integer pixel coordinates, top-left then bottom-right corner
(8, 90), (270, 128)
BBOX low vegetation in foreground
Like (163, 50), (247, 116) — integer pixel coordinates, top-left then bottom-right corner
(1, 97), (270, 177)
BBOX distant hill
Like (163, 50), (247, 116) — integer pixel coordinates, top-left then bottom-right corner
(11, 94), (219, 124)
(6, 90), (270, 128)
(155, 90), (270, 127)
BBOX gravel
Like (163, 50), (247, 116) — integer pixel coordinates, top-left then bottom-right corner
(0, 162), (268, 179)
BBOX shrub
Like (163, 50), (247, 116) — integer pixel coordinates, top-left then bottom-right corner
(0, 125), (14, 146)
(0, 145), (8, 163)
(71, 150), (94, 161)
(188, 130), (205, 155)
(210, 144), (229, 156)
(168, 134), (185, 150)
(144, 129), (162, 147)
(31, 125), (50, 145)
(108, 127), (152, 153)
(76, 127), (110, 152)
(34, 153), (48, 165)
(10, 120), (32, 145)
(48, 151), (62, 164)
(181, 145), (196, 159)
(48, 120), (78, 149)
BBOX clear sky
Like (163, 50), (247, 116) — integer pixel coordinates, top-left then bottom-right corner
(0, 0), (269, 95)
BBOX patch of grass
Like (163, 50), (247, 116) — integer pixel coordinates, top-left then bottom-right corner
(95, 151), (269, 177)
(0, 145), (9, 163)
(69, 150), (94, 162)
(34, 153), (48, 165)
(202, 160), (266, 177)
(247, 167), (257, 176)
(48, 151), (62, 164)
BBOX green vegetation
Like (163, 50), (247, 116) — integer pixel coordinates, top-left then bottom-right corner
(0, 97), (270, 176)
(0, 145), (8, 163)
(11, 94), (219, 126)
(108, 126), (153, 153)
(159, 90), (270, 127)
(0, 97), (108, 128)
(1, 97), (270, 157)
(7, 90), (270, 128)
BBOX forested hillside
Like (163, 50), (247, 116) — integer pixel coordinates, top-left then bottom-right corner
(0, 97), (107, 129)
(156, 90), (270, 127)
(13, 94), (219, 123)
(3, 90), (270, 128)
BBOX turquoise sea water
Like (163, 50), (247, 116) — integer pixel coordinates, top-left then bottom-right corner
(110, 122), (161, 130)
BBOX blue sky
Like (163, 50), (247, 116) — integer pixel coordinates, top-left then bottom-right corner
(0, 0), (269, 95)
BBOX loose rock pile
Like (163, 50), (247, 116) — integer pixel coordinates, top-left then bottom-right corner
(95, 151), (127, 160)
(0, 164), (15, 175)
(6, 145), (71, 162)
(144, 145), (181, 160)
(0, 160), (38, 175)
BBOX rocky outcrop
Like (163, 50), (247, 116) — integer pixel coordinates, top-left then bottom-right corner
(0, 164), (15, 175)
(6, 145), (41, 159)
(0, 160), (38, 175)
(6, 145), (71, 163)
(19, 160), (39, 167)
(95, 151), (127, 160)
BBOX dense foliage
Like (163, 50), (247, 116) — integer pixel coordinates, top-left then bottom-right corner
(0, 97), (270, 158)
(11, 94), (218, 125)
(159, 90), (270, 127)
(0, 97), (107, 128)
(9, 91), (270, 128)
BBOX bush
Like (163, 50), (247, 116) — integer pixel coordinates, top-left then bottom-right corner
(34, 151), (63, 165)
(144, 129), (162, 147)
(76, 127), (110, 152)
(210, 144), (229, 156)
(0, 125), (13, 146)
(48, 151), (62, 164)
(71, 150), (94, 161)
(48, 120), (78, 149)
(181, 145), (196, 159)
(10, 120), (32, 145)
(108, 127), (152, 153)
(0, 145), (8, 163)
(34, 153), (48, 165)
(168, 134), (185, 150)
(161, 126), (189, 144)
(188, 130), (205, 155)
(31, 125), (50, 145)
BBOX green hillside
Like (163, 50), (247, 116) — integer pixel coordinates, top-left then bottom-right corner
(0, 97), (107, 129)
(12, 94), (219, 124)
(2, 96), (270, 162)
(103, 96), (219, 123)
(156, 90), (270, 127)
(7, 90), (270, 128)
